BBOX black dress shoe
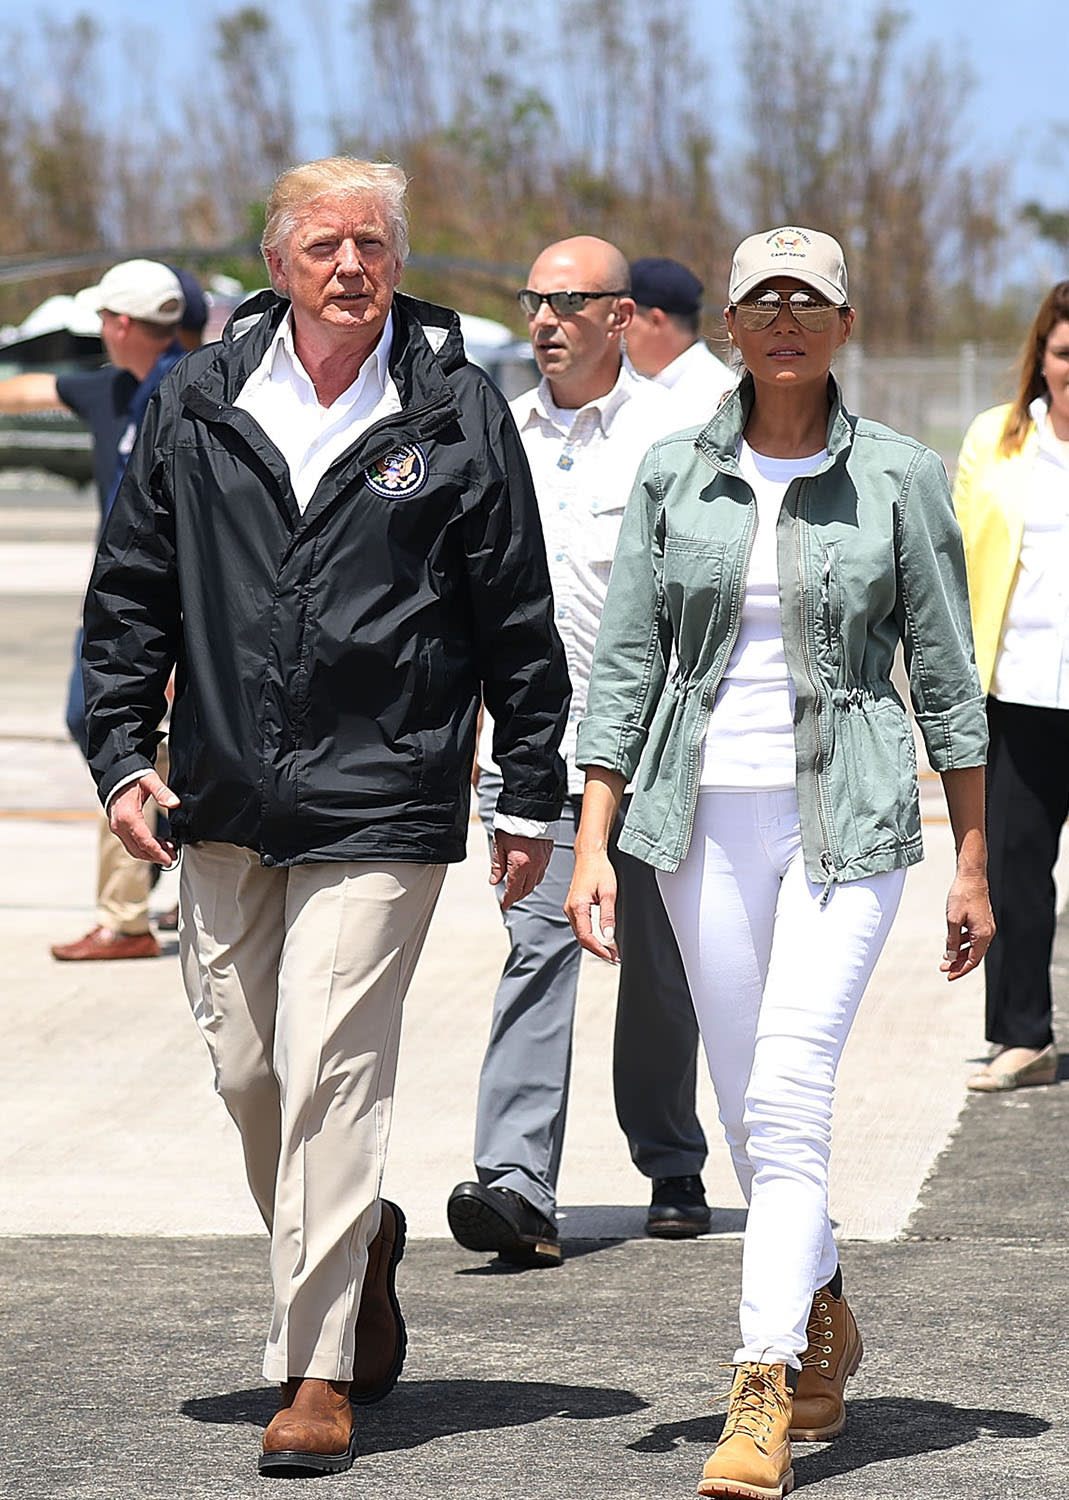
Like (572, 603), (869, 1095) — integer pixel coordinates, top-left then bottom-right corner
(447, 1182), (562, 1266)
(646, 1175), (712, 1238)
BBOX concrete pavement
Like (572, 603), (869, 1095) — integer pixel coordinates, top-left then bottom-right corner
(1, 479), (1066, 1497)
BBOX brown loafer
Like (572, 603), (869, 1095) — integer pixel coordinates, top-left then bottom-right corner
(50, 926), (160, 962)
(259, 1378), (356, 1476)
(966, 1044), (1057, 1092)
(351, 1199), (407, 1405)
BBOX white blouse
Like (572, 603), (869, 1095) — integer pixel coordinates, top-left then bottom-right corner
(991, 397), (1069, 708)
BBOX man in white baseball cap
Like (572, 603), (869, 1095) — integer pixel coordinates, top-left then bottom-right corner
(83, 258), (186, 324)
(0, 257), (192, 962)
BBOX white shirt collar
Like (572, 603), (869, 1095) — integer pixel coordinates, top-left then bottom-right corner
(1029, 394), (1069, 467)
(517, 361), (639, 436)
(263, 307), (395, 405)
(655, 339), (710, 388)
(1029, 394), (1050, 429)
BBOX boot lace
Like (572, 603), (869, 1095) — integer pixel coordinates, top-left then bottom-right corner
(716, 1362), (792, 1449)
(800, 1293), (835, 1371)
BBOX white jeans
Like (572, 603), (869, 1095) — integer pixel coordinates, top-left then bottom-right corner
(656, 789), (904, 1368)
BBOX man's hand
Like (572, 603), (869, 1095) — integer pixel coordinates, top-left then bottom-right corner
(489, 832), (553, 910)
(108, 772), (181, 866)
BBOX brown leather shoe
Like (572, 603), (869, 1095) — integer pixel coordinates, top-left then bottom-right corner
(789, 1280), (863, 1441)
(351, 1199), (407, 1405)
(699, 1361), (795, 1498)
(50, 926), (160, 962)
(259, 1378), (356, 1476)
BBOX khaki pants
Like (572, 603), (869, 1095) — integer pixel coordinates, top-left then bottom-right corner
(179, 841), (445, 1382)
(96, 741), (169, 934)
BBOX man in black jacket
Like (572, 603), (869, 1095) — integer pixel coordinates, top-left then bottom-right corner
(82, 157), (569, 1478)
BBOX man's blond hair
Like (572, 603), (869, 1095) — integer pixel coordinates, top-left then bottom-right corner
(261, 157), (409, 264)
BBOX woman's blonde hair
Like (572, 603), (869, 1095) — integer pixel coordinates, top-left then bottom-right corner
(1000, 280), (1069, 455)
(261, 157), (409, 264)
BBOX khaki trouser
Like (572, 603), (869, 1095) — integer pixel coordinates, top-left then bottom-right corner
(96, 741), (170, 934)
(179, 841), (445, 1382)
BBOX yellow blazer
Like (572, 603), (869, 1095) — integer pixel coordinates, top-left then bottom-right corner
(951, 403), (1038, 694)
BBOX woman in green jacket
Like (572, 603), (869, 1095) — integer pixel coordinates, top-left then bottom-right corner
(565, 227), (993, 1500)
(952, 281), (1069, 1093)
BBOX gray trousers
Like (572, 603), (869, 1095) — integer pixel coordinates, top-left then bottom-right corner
(474, 775), (707, 1219)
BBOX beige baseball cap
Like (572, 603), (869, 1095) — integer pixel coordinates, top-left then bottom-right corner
(84, 259), (185, 324)
(729, 227), (848, 305)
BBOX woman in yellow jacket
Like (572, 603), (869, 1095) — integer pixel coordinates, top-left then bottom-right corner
(953, 281), (1069, 1091)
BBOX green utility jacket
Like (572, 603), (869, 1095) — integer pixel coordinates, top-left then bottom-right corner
(576, 374), (987, 892)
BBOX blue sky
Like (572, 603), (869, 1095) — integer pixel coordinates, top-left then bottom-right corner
(12, 0), (1066, 216)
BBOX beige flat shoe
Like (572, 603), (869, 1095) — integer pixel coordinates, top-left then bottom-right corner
(966, 1044), (1057, 1092)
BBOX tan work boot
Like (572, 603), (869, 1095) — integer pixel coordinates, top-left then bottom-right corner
(698, 1361), (795, 1498)
(258, 1377), (356, 1476)
(789, 1279), (863, 1441)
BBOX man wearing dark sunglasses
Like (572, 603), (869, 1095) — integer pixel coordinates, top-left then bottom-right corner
(448, 236), (711, 1268)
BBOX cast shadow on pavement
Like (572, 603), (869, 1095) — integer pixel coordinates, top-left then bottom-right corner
(554, 1206), (749, 1241)
(182, 1378), (649, 1451)
(452, 1208), (750, 1273)
(627, 1396), (1049, 1478)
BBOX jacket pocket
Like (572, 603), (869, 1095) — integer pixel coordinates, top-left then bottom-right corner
(589, 499), (626, 587)
(661, 536), (726, 654)
(414, 641), (464, 796)
(836, 693), (920, 854)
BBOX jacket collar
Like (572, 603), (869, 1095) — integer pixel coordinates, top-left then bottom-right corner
(695, 371), (855, 472)
(182, 288), (466, 417)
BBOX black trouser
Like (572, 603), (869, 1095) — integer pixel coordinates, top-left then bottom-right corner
(984, 696), (1069, 1049)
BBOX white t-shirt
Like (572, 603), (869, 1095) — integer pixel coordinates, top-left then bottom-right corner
(699, 441), (827, 788)
(991, 396), (1069, 708)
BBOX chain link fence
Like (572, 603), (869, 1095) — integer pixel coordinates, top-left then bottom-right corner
(837, 345), (1020, 477)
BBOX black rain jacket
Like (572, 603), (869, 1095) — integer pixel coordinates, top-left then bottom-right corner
(82, 289), (570, 866)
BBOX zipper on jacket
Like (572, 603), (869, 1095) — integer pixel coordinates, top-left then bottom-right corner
(819, 850), (836, 906)
(328, 395), (456, 483)
(792, 478), (839, 896)
(820, 542), (848, 690)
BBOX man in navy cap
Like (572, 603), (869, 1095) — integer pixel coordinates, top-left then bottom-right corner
(627, 256), (734, 421)
(169, 265), (210, 350)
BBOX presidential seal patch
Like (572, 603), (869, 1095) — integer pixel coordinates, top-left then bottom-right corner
(364, 444), (428, 497)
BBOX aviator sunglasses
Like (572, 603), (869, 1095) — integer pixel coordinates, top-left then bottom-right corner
(517, 288), (629, 317)
(732, 288), (848, 333)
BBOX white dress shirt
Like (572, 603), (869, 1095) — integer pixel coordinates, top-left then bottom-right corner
(647, 339), (736, 425)
(479, 362), (686, 796)
(234, 309), (401, 512)
(991, 396), (1069, 708)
